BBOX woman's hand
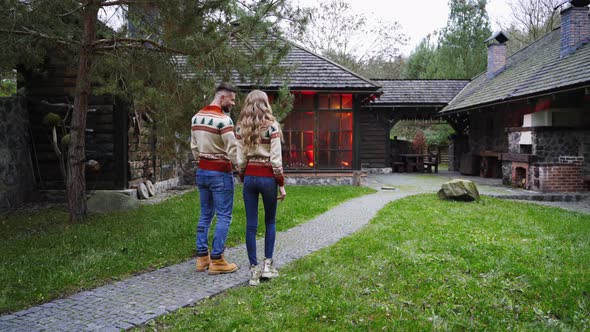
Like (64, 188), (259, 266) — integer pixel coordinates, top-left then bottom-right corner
(277, 186), (287, 201)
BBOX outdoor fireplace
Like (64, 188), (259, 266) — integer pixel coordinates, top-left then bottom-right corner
(512, 163), (529, 188)
(505, 125), (588, 192)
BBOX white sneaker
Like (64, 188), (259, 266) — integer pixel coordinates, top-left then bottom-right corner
(249, 264), (262, 286)
(261, 258), (279, 279)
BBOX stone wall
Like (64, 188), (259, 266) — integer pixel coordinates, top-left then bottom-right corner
(507, 132), (521, 153)
(284, 173), (359, 186)
(0, 97), (35, 210)
(534, 129), (590, 175)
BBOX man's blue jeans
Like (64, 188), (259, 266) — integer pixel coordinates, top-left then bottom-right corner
(195, 169), (234, 258)
(243, 176), (277, 266)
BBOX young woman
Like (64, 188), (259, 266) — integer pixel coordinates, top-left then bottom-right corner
(236, 90), (287, 286)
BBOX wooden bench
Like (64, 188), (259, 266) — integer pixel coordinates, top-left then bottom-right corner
(424, 154), (439, 173)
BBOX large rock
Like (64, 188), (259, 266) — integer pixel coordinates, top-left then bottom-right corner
(87, 191), (140, 214)
(437, 179), (480, 202)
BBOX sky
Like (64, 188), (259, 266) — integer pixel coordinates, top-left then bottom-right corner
(292, 0), (513, 56)
(99, 0), (515, 57)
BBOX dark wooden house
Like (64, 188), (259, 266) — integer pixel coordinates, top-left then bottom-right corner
(226, 41), (383, 178)
(22, 53), (130, 191)
(440, 3), (590, 192)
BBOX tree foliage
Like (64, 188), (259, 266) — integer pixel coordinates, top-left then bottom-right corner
(0, 78), (16, 96)
(0, 0), (305, 221)
(392, 121), (455, 149)
(403, 0), (492, 79)
(402, 34), (437, 79)
(285, 0), (407, 78)
(498, 0), (561, 55)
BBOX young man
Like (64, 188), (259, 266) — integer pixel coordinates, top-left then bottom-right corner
(191, 83), (238, 274)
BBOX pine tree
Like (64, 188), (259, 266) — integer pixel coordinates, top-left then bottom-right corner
(0, 0), (305, 222)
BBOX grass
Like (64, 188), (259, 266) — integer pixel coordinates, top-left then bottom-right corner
(144, 194), (590, 331)
(0, 185), (374, 314)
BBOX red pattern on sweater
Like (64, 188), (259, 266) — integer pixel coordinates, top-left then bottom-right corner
(245, 164), (285, 187)
(199, 159), (232, 172)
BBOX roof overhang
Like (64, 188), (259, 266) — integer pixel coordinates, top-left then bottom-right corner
(440, 83), (590, 115)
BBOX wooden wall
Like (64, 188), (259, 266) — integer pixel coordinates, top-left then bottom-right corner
(23, 53), (128, 190)
(358, 111), (389, 167)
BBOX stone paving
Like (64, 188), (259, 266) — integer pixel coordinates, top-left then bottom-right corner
(1, 172), (588, 332)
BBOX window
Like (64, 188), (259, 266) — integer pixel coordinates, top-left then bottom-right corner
(282, 93), (353, 170)
(282, 111), (315, 169)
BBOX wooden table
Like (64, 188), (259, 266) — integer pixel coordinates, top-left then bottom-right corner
(399, 154), (425, 172)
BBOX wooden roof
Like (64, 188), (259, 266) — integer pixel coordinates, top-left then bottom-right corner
(175, 40), (381, 92)
(443, 26), (590, 113)
(370, 79), (468, 106)
(261, 41), (381, 91)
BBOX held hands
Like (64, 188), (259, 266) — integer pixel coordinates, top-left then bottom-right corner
(277, 186), (287, 201)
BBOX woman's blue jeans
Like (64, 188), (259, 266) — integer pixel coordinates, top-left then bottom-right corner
(195, 169), (234, 258)
(243, 176), (277, 266)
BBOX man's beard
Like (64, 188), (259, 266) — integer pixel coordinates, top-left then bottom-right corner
(221, 104), (232, 114)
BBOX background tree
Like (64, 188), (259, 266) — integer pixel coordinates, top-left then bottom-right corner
(0, 0), (305, 222)
(399, 0), (490, 152)
(285, 0), (408, 78)
(404, 0), (491, 79)
(411, 130), (426, 154)
(424, 123), (456, 148)
(497, 0), (561, 54)
(402, 34), (437, 79)
(360, 56), (407, 80)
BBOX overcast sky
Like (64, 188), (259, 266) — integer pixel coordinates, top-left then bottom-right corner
(99, 0), (514, 57)
(292, 0), (513, 56)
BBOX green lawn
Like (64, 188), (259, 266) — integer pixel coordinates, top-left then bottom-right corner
(0, 185), (374, 314)
(145, 194), (590, 331)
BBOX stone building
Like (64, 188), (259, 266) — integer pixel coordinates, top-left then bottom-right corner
(440, 2), (590, 192)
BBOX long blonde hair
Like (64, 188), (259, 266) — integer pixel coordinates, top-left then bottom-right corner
(238, 90), (282, 153)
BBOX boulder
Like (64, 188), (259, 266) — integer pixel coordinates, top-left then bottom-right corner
(87, 191), (140, 214)
(437, 179), (480, 202)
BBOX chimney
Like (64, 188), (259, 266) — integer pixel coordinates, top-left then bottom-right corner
(485, 31), (509, 79)
(560, 1), (590, 57)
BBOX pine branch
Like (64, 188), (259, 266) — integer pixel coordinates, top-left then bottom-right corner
(0, 27), (78, 46)
(93, 37), (188, 54)
(60, 4), (85, 17)
(100, 0), (155, 7)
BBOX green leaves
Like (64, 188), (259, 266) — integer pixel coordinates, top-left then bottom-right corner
(403, 0), (492, 79)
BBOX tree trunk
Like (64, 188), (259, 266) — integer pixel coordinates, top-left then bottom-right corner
(67, 1), (99, 222)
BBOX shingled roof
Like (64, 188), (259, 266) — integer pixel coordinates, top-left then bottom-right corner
(175, 40), (381, 92)
(442, 26), (590, 113)
(258, 41), (381, 91)
(370, 79), (468, 106)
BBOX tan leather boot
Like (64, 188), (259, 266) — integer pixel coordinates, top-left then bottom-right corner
(208, 255), (238, 275)
(196, 253), (210, 272)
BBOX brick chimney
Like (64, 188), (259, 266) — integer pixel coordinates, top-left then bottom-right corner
(560, 4), (590, 57)
(485, 31), (509, 79)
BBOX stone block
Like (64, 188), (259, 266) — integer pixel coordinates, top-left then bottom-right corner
(87, 191), (140, 214)
(437, 179), (480, 202)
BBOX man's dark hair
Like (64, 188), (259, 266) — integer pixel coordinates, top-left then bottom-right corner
(216, 82), (237, 94)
